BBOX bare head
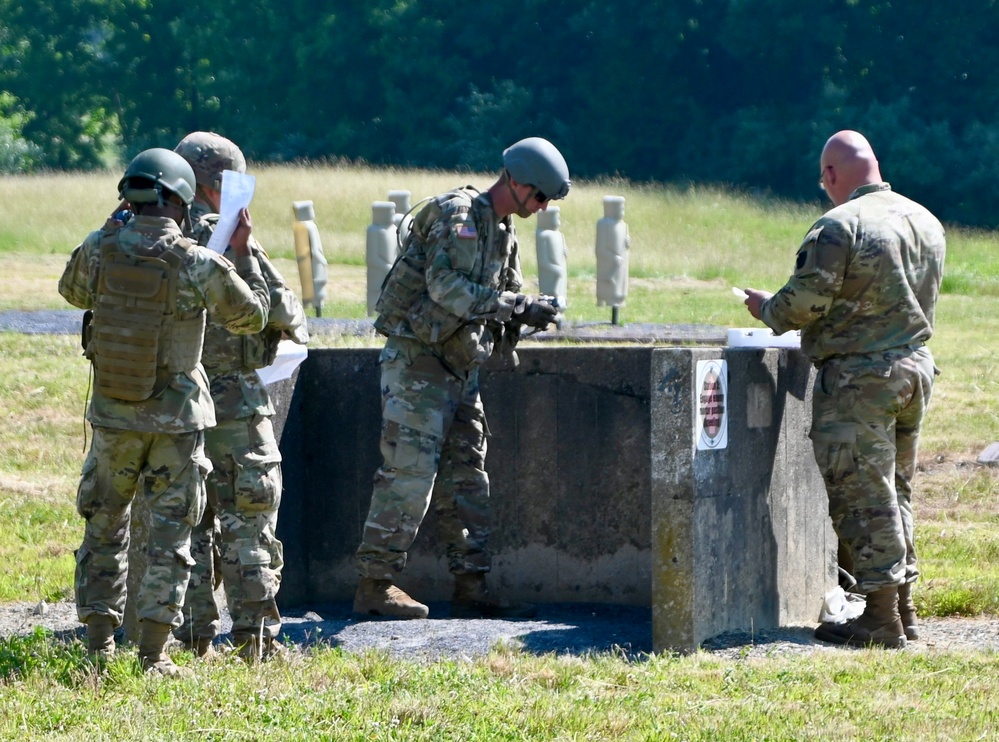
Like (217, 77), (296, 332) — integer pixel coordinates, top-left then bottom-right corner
(818, 130), (882, 206)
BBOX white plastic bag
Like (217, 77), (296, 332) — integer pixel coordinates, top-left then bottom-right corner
(818, 586), (866, 624)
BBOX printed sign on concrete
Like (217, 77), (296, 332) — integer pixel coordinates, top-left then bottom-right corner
(695, 359), (728, 450)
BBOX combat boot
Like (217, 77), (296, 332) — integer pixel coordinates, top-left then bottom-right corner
(451, 573), (537, 619)
(353, 578), (429, 619)
(138, 620), (192, 678)
(898, 582), (920, 641)
(231, 632), (288, 663)
(86, 614), (116, 660)
(182, 636), (217, 659)
(814, 585), (907, 649)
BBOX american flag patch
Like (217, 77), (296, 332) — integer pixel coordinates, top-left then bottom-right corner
(457, 224), (477, 239)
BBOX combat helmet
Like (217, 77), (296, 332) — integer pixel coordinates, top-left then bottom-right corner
(174, 131), (246, 191)
(502, 137), (571, 201)
(117, 148), (197, 206)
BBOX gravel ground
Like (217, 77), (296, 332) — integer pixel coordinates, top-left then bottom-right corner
(3, 600), (998, 662)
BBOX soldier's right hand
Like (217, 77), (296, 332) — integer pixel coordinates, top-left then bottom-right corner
(231, 208), (253, 257)
(514, 294), (558, 331)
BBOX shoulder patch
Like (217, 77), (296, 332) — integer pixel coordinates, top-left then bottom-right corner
(795, 225), (823, 272)
(457, 224), (477, 239)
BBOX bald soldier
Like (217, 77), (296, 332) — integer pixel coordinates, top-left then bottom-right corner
(744, 130), (946, 649)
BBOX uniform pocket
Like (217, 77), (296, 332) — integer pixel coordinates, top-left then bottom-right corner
(238, 544), (272, 567)
(74, 546), (91, 608)
(810, 422), (857, 486)
(382, 396), (443, 472)
(76, 455), (100, 520)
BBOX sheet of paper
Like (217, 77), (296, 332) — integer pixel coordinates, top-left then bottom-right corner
(256, 340), (308, 386)
(731, 286), (748, 300)
(206, 170), (256, 254)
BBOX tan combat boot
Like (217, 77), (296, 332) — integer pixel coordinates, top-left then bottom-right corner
(898, 582), (920, 641)
(138, 620), (192, 677)
(353, 578), (429, 619)
(451, 573), (537, 619)
(86, 614), (116, 660)
(231, 631), (288, 663)
(182, 636), (217, 659)
(814, 585), (907, 649)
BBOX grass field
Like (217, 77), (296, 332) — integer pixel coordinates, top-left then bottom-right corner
(1, 165), (998, 739)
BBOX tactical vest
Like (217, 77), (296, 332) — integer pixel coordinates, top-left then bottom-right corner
(87, 230), (206, 401)
(374, 186), (481, 336)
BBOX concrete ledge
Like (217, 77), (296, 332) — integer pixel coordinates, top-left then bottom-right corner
(270, 344), (834, 653)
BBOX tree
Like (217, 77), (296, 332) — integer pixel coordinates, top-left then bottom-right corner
(0, 0), (123, 169)
(0, 93), (41, 172)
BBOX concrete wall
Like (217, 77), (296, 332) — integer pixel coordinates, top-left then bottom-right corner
(269, 345), (835, 653)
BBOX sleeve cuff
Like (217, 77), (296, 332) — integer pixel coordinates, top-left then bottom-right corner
(496, 291), (519, 322)
(234, 254), (261, 275)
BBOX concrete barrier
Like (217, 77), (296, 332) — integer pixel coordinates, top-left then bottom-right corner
(269, 344), (835, 653)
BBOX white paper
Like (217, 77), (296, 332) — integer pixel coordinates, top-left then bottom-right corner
(206, 170), (256, 254)
(256, 340), (308, 386)
(731, 286), (748, 300)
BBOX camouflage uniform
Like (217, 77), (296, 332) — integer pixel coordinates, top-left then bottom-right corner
(760, 183), (945, 593)
(175, 200), (308, 645)
(355, 189), (523, 579)
(59, 215), (271, 629)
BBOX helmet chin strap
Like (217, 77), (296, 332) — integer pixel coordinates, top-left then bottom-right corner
(504, 170), (532, 217)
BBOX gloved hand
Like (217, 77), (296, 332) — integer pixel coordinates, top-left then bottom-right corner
(513, 294), (558, 331)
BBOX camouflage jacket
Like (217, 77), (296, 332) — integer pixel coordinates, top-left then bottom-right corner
(375, 189), (522, 371)
(58, 215), (271, 433)
(188, 200), (309, 422)
(761, 183), (946, 363)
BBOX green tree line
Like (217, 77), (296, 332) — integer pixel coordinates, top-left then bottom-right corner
(3, 0), (999, 226)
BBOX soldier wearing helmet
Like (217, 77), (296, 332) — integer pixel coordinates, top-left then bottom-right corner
(175, 130), (247, 193)
(501, 136), (571, 218)
(172, 131), (308, 663)
(58, 147), (273, 677)
(353, 137), (570, 620)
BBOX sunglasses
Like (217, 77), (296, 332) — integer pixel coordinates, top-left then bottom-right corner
(533, 189), (548, 203)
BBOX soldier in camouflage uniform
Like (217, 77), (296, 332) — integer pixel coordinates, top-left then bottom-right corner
(745, 130), (945, 649)
(172, 132), (309, 661)
(352, 137), (570, 619)
(58, 148), (271, 676)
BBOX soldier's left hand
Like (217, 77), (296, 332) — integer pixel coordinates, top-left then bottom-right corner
(516, 295), (558, 330)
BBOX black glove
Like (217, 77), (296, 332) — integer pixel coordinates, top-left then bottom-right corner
(513, 294), (558, 331)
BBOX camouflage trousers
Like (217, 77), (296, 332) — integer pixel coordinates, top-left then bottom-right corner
(174, 414), (284, 641)
(810, 345), (936, 594)
(354, 336), (491, 580)
(75, 426), (208, 628)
